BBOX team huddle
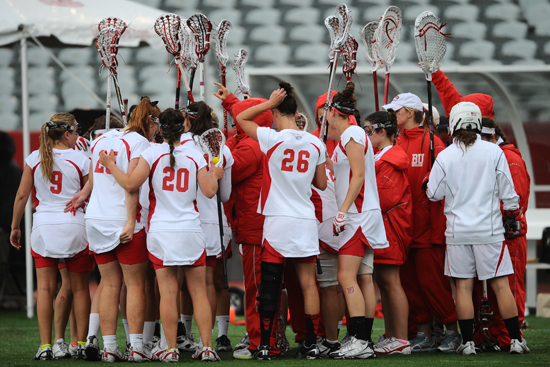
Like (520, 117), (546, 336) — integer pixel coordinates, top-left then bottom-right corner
(10, 67), (531, 362)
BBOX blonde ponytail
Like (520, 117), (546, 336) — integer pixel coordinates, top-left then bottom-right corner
(39, 112), (76, 182)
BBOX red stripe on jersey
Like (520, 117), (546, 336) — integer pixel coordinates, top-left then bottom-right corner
(338, 140), (347, 156)
(65, 159), (83, 189)
(364, 132), (369, 154)
(310, 189), (323, 223)
(32, 162), (41, 177)
(494, 243), (507, 277)
(120, 139), (131, 162)
(260, 141), (284, 213)
(350, 169), (365, 213)
(147, 153), (170, 230)
(186, 156), (199, 170)
(91, 136), (106, 154)
(193, 199), (199, 213)
(310, 142), (321, 156)
(181, 139), (193, 146)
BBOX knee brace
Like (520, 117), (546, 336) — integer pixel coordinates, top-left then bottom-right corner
(257, 261), (284, 318)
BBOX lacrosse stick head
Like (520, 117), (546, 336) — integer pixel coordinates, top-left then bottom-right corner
(233, 49), (251, 98)
(360, 21), (382, 72)
(198, 128), (226, 167)
(325, 15), (339, 62)
(335, 4), (353, 49)
(376, 6), (402, 72)
(153, 14), (182, 58)
(415, 11), (448, 80)
(213, 20), (232, 68)
(341, 35), (359, 81)
(178, 21), (198, 70)
(94, 17), (128, 73)
(187, 14), (213, 62)
(296, 113), (308, 132)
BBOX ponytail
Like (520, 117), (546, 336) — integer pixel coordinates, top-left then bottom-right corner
(127, 97), (161, 139)
(39, 112), (76, 181)
(159, 108), (185, 169)
(183, 101), (213, 136)
(453, 130), (477, 153)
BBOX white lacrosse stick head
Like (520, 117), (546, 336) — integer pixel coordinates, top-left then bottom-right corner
(415, 11), (449, 81)
(360, 21), (382, 72)
(233, 49), (251, 98)
(341, 35), (359, 81)
(95, 17), (127, 73)
(296, 113), (308, 132)
(179, 20), (198, 70)
(325, 15), (339, 63)
(198, 128), (226, 167)
(153, 14), (182, 58)
(335, 4), (353, 49)
(213, 20), (232, 68)
(375, 6), (402, 73)
(187, 14), (213, 63)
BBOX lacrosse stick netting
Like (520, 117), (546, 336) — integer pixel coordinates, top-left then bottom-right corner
(341, 35), (358, 82)
(414, 11), (450, 82)
(296, 113), (309, 132)
(213, 20), (232, 137)
(233, 49), (251, 99)
(199, 128), (226, 168)
(94, 17), (128, 128)
(375, 6), (402, 104)
(187, 14), (213, 102)
(360, 21), (382, 111)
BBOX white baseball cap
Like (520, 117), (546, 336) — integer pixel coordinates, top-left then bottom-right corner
(382, 93), (424, 113)
(422, 103), (440, 127)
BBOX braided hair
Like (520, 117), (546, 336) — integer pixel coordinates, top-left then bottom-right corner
(159, 108), (186, 169)
(39, 113), (76, 182)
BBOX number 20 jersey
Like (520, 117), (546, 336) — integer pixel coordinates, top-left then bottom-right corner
(257, 127), (326, 219)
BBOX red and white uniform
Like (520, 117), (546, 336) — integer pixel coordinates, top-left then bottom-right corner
(26, 148), (89, 258)
(311, 167), (339, 252)
(331, 126), (388, 249)
(257, 127), (326, 258)
(86, 130), (149, 254)
(74, 136), (91, 158)
(180, 132), (234, 258)
(141, 143), (208, 266)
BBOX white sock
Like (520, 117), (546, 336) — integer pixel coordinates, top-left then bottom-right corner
(103, 335), (117, 351)
(130, 334), (143, 351)
(122, 319), (130, 343)
(216, 315), (229, 337)
(182, 315), (193, 335)
(160, 324), (168, 350)
(180, 314), (184, 323)
(143, 321), (155, 345)
(87, 313), (100, 338)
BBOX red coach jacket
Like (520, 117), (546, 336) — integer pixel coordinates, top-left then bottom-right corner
(396, 127), (446, 248)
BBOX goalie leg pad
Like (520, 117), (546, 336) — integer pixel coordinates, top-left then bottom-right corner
(258, 261), (284, 317)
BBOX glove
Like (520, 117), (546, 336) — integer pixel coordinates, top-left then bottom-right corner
(333, 211), (347, 236)
(503, 209), (522, 240)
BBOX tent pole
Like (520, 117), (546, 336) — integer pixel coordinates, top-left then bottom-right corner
(21, 34), (34, 319)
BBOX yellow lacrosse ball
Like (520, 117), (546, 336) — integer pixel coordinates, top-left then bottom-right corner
(212, 157), (220, 165)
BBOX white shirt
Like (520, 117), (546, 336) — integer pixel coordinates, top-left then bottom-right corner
(85, 130), (150, 228)
(141, 143), (207, 232)
(427, 135), (520, 245)
(332, 126), (380, 214)
(74, 136), (91, 158)
(25, 148), (89, 228)
(257, 127), (326, 219)
(311, 167), (339, 250)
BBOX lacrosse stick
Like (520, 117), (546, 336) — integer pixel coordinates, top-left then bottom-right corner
(414, 11), (451, 168)
(476, 279), (501, 352)
(319, 4), (353, 143)
(341, 34), (358, 82)
(187, 14), (213, 102)
(94, 17), (128, 129)
(296, 112), (308, 132)
(213, 20), (232, 137)
(360, 21), (382, 111)
(233, 49), (251, 99)
(375, 6), (402, 105)
(198, 128), (228, 289)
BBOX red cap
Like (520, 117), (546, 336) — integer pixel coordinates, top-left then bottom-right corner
(232, 98), (273, 135)
(462, 93), (495, 119)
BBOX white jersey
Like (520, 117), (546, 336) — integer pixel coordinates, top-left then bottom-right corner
(74, 136), (91, 158)
(311, 167), (339, 251)
(427, 135), (520, 245)
(137, 142), (155, 231)
(25, 148), (90, 229)
(142, 142), (207, 232)
(86, 130), (149, 228)
(332, 126), (380, 214)
(257, 127), (326, 219)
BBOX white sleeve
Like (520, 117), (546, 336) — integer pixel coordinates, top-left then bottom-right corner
(81, 156), (90, 177)
(131, 137), (150, 160)
(140, 146), (155, 167)
(317, 141), (327, 165)
(256, 127), (273, 154)
(24, 151), (39, 169)
(495, 151), (520, 211)
(426, 158), (447, 202)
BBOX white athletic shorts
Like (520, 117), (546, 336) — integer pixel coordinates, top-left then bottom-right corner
(202, 223), (232, 257)
(338, 211), (389, 250)
(445, 242), (514, 281)
(318, 247), (339, 288)
(319, 218), (339, 252)
(263, 216), (320, 258)
(31, 223), (87, 258)
(147, 231), (206, 267)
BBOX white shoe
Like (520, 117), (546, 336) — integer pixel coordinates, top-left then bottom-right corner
(160, 348), (179, 363)
(128, 345), (153, 362)
(102, 347), (128, 362)
(233, 347), (253, 359)
(193, 346), (221, 361)
(329, 336), (376, 359)
(34, 345), (53, 360)
(235, 333), (250, 350)
(510, 338), (530, 354)
(68, 343), (78, 358)
(374, 337), (411, 355)
(52, 339), (71, 359)
(151, 345), (165, 361)
(456, 341), (476, 355)
(177, 333), (199, 352)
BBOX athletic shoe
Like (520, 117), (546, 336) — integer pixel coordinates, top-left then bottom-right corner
(128, 344), (154, 362)
(233, 347), (253, 360)
(85, 335), (100, 361)
(437, 330), (461, 353)
(253, 345), (271, 361)
(159, 348), (179, 363)
(68, 343), (78, 358)
(76, 344), (86, 360)
(374, 337), (411, 355)
(201, 347), (221, 362)
(177, 333), (199, 352)
(510, 338), (530, 354)
(276, 314), (290, 354)
(329, 336), (375, 359)
(235, 333), (250, 350)
(123, 341), (130, 359)
(318, 337), (341, 357)
(295, 343), (321, 359)
(34, 345), (53, 360)
(410, 332), (436, 353)
(151, 335), (161, 349)
(456, 341), (476, 355)
(150, 345), (165, 361)
(340, 332), (352, 346)
(102, 347), (128, 362)
(216, 335), (232, 352)
(432, 323), (445, 346)
(52, 339), (71, 359)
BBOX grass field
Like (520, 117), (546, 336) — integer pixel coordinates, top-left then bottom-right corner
(1, 312), (549, 366)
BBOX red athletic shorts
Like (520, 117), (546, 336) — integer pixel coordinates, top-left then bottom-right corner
(93, 228), (148, 265)
(149, 250), (206, 270)
(339, 227), (370, 257)
(32, 247), (92, 273)
(206, 255), (217, 268)
(262, 240), (317, 265)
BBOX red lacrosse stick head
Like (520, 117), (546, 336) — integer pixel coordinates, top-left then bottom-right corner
(187, 14), (213, 62)
(153, 14), (183, 57)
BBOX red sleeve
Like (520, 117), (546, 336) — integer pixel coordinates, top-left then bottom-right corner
(432, 69), (464, 117)
(226, 136), (238, 151)
(221, 94), (240, 120)
(231, 141), (263, 186)
(502, 149), (531, 235)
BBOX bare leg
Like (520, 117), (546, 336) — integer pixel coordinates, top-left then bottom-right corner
(321, 285), (344, 341)
(54, 267), (73, 341)
(185, 266), (212, 348)
(374, 264), (408, 340)
(295, 262), (320, 315)
(455, 278), (475, 320)
(337, 255), (364, 317)
(214, 259), (230, 319)
(156, 266), (179, 350)
(358, 274), (376, 319)
(489, 276), (518, 320)
(97, 261), (123, 336)
(36, 266), (58, 346)
(69, 271), (91, 342)
(206, 265), (217, 327)
(120, 262), (148, 335)
(69, 307), (78, 344)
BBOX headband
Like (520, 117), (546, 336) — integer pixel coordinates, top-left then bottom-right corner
(45, 121), (77, 132)
(481, 126), (496, 135)
(180, 107), (198, 119)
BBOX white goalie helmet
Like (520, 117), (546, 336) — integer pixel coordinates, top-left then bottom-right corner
(449, 102), (482, 136)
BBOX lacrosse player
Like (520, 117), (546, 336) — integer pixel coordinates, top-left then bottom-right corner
(236, 81), (327, 360)
(11, 113), (92, 361)
(425, 102), (529, 355)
